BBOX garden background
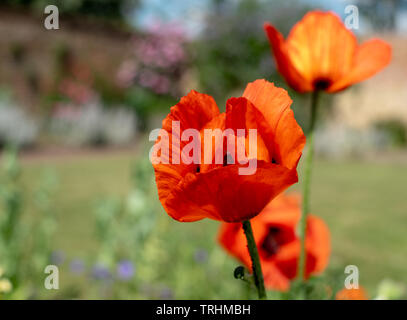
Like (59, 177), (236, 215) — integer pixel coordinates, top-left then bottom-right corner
(0, 0), (407, 299)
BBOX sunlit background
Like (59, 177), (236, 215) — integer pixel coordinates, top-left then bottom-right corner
(0, 0), (406, 299)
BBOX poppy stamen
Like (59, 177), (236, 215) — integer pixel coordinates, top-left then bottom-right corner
(313, 78), (332, 91)
(261, 227), (281, 256)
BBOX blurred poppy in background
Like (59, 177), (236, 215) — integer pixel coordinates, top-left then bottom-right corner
(218, 193), (330, 291)
(264, 11), (391, 93)
(335, 287), (368, 300)
(152, 79), (305, 222)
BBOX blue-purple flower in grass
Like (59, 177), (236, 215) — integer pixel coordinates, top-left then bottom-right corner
(194, 249), (208, 263)
(116, 260), (135, 281)
(70, 259), (85, 275)
(159, 286), (174, 299)
(91, 263), (111, 280)
(50, 250), (65, 265)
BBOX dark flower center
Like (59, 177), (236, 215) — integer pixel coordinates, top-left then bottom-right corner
(261, 227), (281, 256)
(313, 77), (332, 91)
(261, 226), (295, 258)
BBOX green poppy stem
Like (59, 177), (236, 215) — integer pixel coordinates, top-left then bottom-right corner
(298, 90), (320, 281)
(242, 219), (267, 299)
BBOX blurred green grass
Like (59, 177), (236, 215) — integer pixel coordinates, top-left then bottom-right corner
(18, 152), (407, 297)
(296, 158), (407, 294)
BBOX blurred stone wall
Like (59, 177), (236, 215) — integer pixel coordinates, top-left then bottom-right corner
(333, 34), (407, 129)
(0, 7), (134, 110)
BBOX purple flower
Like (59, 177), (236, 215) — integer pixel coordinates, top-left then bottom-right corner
(70, 259), (85, 275)
(91, 263), (111, 280)
(194, 249), (208, 263)
(116, 260), (134, 281)
(159, 286), (173, 299)
(50, 250), (65, 265)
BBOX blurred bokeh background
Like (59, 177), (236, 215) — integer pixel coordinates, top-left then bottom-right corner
(0, 0), (406, 299)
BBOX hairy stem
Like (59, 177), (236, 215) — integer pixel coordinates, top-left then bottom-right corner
(242, 220), (267, 299)
(298, 90), (320, 281)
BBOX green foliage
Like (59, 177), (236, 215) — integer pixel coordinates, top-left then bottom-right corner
(375, 279), (406, 300)
(0, 147), (23, 289)
(0, 147), (58, 298)
(4, 151), (406, 299)
(375, 119), (407, 147)
(191, 0), (319, 130)
(192, 0), (311, 104)
(87, 155), (159, 296)
(125, 87), (176, 131)
(192, 0), (270, 104)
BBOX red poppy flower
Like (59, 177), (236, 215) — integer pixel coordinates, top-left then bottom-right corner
(152, 79), (305, 222)
(335, 287), (368, 300)
(264, 11), (391, 93)
(218, 193), (330, 291)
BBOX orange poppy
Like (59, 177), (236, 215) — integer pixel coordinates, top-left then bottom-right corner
(152, 79), (305, 222)
(335, 287), (368, 300)
(264, 11), (391, 93)
(218, 193), (330, 291)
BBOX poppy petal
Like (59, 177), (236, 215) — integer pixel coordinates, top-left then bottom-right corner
(165, 161), (298, 222)
(336, 287), (368, 300)
(264, 23), (310, 92)
(286, 11), (357, 89)
(162, 90), (220, 133)
(218, 222), (252, 267)
(270, 214), (330, 275)
(262, 261), (291, 291)
(217, 193), (330, 291)
(328, 39), (392, 92)
(242, 79), (306, 169)
(306, 215), (331, 273)
(199, 113), (227, 173)
(271, 214), (330, 279)
(153, 164), (183, 213)
(218, 220), (291, 291)
(256, 201), (300, 228)
(154, 90), (220, 209)
(225, 97), (272, 163)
